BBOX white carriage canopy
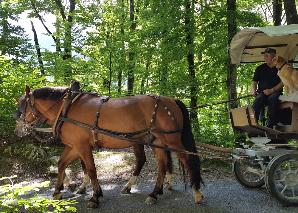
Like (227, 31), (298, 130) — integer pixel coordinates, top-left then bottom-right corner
(230, 24), (298, 65)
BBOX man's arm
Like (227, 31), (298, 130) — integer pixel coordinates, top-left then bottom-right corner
(251, 81), (258, 96)
(272, 82), (283, 92)
(263, 82), (284, 95)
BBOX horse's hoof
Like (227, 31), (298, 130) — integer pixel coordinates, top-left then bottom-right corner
(121, 187), (131, 194)
(53, 193), (63, 200)
(145, 196), (157, 205)
(87, 201), (99, 208)
(76, 188), (86, 194)
(194, 191), (204, 204)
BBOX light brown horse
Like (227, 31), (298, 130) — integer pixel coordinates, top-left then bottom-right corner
(15, 86), (203, 208)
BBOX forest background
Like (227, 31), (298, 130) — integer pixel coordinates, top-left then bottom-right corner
(1, 0), (298, 150)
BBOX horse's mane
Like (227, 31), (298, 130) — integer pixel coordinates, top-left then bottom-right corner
(32, 87), (68, 100)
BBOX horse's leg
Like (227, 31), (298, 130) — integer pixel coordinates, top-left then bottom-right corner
(79, 148), (102, 208)
(176, 152), (203, 204)
(164, 150), (173, 190)
(145, 145), (168, 205)
(76, 160), (90, 194)
(121, 144), (146, 194)
(53, 146), (78, 200)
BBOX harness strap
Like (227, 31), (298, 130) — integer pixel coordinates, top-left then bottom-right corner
(52, 94), (68, 137)
(52, 91), (82, 137)
(147, 94), (180, 134)
(147, 94), (160, 129)
(25, 95), (40, 124)
(92, 96), (110, 148)
(55, 93), (182, 148)
(59, 117), (180, 140)
(57, 117), (194, 156)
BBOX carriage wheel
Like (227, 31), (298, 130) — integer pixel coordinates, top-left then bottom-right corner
(233, 159), (265, 188)
(265, 153), (298, 206)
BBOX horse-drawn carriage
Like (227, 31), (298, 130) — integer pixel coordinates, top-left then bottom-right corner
(229, 24), (298, 206)
(14, 24), (298, 208)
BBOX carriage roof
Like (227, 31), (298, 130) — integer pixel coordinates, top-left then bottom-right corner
(230, 24), (298, 65)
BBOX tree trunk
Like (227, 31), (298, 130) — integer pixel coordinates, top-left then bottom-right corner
(227, 0), (238, 110)
(55, 15), (62, 53)
(127, 0), (136, 95)
(54, 0), (76, 83)
(63, 0), (75, 60)
(31, 21), (45, 75)
(0, 16), (9, 55)
(30, 0), (61, 52)
(118, 0), (125, 95)
(283, 0), (298, 24)
(185, 0), (199, 126)
(273, 0), (282, 25)
(108, 51), (112, 95)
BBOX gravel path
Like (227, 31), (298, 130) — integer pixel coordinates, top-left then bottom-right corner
(3, 148), (298, 212)
(36, 149), (298, 213)
(36, 179), (297, 213)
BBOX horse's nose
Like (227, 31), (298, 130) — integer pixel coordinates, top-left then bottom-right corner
(14, 126), (25, 137)
(14, 128), (21, 137)
(12, 111), (21, 119)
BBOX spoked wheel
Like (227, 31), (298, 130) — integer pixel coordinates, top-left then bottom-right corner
(233, 159), (265, 188)
(265, 153), (298, 206)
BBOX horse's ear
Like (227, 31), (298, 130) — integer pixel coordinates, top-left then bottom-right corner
(25, 85), (30, 97)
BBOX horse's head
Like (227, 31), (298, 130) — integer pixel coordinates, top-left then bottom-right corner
(14, 85), (69, 137)
(14, 86), (40, 137)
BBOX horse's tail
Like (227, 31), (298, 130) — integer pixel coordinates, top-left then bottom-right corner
(175, 99), (202, 189)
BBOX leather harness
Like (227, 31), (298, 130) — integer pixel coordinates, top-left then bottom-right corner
(50, 91), (182, 148)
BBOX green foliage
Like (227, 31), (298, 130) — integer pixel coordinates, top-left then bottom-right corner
(4, 143), (48, 162)
(0, 176), (77, 213)
(0, 56), (44, 137)
(0, 0), (34, 61)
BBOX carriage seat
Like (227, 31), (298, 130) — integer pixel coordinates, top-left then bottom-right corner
(229, 106), (281, 136)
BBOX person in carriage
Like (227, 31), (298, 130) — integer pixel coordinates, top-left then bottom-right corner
(251, 47), (284, 128)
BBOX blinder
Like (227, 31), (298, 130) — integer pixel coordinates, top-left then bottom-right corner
(18, 94), (40, 125)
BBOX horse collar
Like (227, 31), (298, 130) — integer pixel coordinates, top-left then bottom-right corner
(278, 62), (287, 70)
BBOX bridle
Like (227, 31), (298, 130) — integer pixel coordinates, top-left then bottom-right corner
(16, 94), (42, 134)
(17, 91), (67, 135)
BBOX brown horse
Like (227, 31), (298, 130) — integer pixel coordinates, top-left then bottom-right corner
(15, 86), (203, 208)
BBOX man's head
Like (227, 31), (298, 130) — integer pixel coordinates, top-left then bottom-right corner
(263, 48), (276, 66)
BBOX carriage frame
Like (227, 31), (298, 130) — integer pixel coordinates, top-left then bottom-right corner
(229, 24), (298, 206)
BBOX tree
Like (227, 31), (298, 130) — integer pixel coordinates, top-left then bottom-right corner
(283, 0), (298, 24)
(185, 0), (199, 126)
(227, 0), (238, 110)
(127, 0), (136, 95)
(0, 1), (33, 62)
(31, 21), (44, 75)
(273, 0), (283, 25)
